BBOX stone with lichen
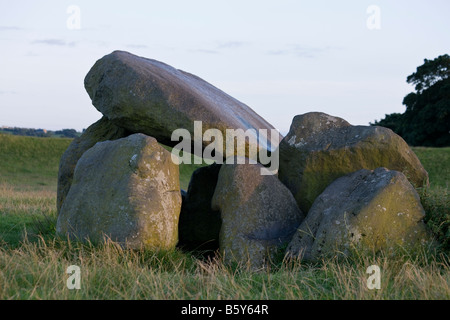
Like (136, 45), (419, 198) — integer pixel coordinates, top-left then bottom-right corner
(57, 116), (131, 214)
(278, 112), (429, 213)
(56, 133), (181, 250)
(212, 158), (305, 269)
(286, 167), (432, 261)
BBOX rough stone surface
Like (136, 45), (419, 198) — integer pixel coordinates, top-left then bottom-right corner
(287, 167), (431, 261)
(212, 158), (305, 269)
(84, 50), (281, 156)
(278, 112), (429, 213)
(56, 133), (181, 249)
(178, 163), (222, 251)
(57, 116), (130, 213)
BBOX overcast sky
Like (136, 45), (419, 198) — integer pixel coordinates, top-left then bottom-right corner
(1, 0), (449, 134)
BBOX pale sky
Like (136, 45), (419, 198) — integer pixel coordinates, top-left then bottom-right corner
(1, 0), (449, 135)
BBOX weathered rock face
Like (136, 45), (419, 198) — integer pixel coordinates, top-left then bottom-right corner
(57, 116), (130, 213)
(278, 112), (429, 213)
(84, 50), (281, 157)
(212, 158), (305, 269)
(178, 163), (222, 251)
(287, 167), (431, 262)
(56, 133), (181, 250)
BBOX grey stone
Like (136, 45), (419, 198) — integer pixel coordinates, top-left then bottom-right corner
(84, 51), (281, 158)
(212, 158), (305, 269)
(56, 133), (181, 250)
(278, 112), (429, 213)
(287, 167), (431, 261)
(57, 116), (130, 214)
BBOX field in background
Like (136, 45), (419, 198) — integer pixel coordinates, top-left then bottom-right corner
(0, 134), (449, 299)
(412, 147), (450, 189)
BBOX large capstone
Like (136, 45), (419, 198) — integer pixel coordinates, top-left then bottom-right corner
(84, 50), (281, 158)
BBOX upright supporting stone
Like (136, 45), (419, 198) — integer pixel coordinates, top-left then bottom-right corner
(56, 133), (182, 250)
(212, 158), (304, 269)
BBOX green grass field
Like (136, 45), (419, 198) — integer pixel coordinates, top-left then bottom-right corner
(0, 134), (449, 299)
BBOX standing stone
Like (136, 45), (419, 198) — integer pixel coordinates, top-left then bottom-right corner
(56, 133), (181, 250)
(278, 112), (429, 213)
(178, 163), (222, 252)
(84, 51), (281, 157)
(212, 158), (305, 269)
(287, 168), (431, 262)
(57, 116), (130, 213)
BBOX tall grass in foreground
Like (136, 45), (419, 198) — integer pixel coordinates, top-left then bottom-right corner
(0, 185), (56, 246)
(0, 234), (448, 299)
(421, 187), (450, 251)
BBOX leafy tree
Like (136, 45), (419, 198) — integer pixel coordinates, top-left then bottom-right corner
(372, 112), (404, 133)
(372, 54), (450, 147)
(406, 54), (450, 93)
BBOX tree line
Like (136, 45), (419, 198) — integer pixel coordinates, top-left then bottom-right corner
(0, 127), (83, 138)
(371, 54), (450, 147)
